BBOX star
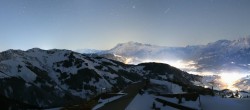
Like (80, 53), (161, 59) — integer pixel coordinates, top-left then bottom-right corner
(132, 5), (136, 9)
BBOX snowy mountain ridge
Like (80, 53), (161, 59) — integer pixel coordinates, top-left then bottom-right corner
(77, 36), (250, 72)
(75, 36), (250, 92)
(0, 48), (203, 108)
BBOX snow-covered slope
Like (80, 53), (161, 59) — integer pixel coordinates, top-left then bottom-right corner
(126, 79), (250, 110)
(0, 48), (202, 108)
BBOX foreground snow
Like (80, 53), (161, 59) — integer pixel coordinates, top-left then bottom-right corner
(200, 95), (250, 110)
(126, 93), (177, 110)
(126, 92), (250, 110)
(92, 93), (126, 110)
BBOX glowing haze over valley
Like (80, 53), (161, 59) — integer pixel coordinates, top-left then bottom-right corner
(125, 55), (250, 91)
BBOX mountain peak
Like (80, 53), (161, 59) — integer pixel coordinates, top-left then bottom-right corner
(208, 39), (231, 47)
(231, 36), (250, 49)
(116, 41), (143, 46)
(27, 48), (44, 52)
(236, 36), (250, 43)
(0, 49), (25, 61)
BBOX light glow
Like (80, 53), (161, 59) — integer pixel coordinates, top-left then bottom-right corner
(113, 54), (133, 64)
(129, 58), (250, 91)
(124, 58), (133, 64)
(219, 73), (247, 90)
(140, 59), (198, 71)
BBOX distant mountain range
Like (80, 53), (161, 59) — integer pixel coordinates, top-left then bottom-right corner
(78, 36), (250, 73)
(0, 48), (203, 108)
(76, 37), (250, 93)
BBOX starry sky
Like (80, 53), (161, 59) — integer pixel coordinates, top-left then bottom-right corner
(0, 0), (250, 51)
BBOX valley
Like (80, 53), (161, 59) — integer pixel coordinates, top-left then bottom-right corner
(81, 37), (250, 91)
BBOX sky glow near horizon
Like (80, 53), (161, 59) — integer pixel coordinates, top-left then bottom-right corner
(0, 0), (250, 51)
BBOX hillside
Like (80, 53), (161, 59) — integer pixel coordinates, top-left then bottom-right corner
(0, 48), (203, 108)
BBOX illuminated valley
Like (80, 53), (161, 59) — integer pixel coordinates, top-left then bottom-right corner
(122, 56), (250, 91)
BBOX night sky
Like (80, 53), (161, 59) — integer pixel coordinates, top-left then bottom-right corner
(0, 0), (250, 51)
